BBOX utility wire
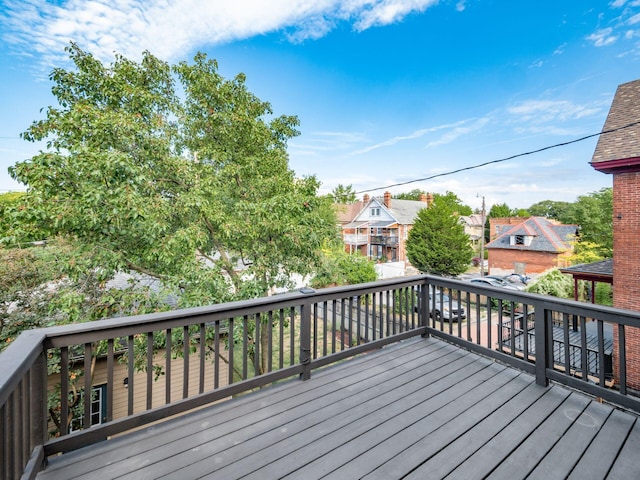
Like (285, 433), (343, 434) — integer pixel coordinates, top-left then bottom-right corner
(355, 120), (640, 195)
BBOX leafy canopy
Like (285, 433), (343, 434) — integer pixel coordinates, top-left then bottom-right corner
(405, 200), (473, 276)
(330, 184), (357, 204)
(9, 44), (337, 306)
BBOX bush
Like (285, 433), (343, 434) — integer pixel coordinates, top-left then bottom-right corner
(526, 269), (573, 298)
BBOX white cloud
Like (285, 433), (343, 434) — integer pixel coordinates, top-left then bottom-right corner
(1, 0), (443, 69)
(553, 43), (566, 55)
(456, 1), (466, 12)
(426, 117), (490, 148)
(507, 99), (603, 125)
(586, 27), (618, 47)
(352, 120), (471, 155)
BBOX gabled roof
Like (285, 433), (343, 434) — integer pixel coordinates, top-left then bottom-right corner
(486, 217), (578, 253)
(335, 201), (365, 224)
(345, 196), (430, 226)
(386, 198), (429, 225)
(591, 79), (640, 173)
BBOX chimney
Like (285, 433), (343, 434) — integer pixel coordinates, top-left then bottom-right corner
(363, 193), (370, 203)
(419, 193), (428, 203)
(383, 191), (391, 208)
(426, 193), (433, 207)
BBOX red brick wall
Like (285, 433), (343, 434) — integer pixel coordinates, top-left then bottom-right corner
(487, 249), (571, 274)
(613, 172), (640, 389)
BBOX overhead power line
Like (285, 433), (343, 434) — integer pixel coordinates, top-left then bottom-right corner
(355, 120), (640, 195)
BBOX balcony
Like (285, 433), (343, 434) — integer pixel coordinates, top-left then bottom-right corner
(2, 275), (640, 479)
(369, 234), (399, 246)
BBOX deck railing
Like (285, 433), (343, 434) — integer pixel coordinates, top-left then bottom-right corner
(2, 274), (640, 480)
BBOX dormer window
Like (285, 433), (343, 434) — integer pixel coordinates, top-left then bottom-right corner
(510, 235), (533, 246)
(370, 207), (380, 217)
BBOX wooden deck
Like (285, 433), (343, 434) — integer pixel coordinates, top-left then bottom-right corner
(37, 336), (640, 480)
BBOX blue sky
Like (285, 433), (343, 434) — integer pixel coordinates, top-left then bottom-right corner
(1, 1), (639, 211)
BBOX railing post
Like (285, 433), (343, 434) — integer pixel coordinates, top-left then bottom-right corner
(31, 350), (48, 451)
(420, 281), (430, 338)
(300, 301), (312, 380)
(534, 303), (551, 386)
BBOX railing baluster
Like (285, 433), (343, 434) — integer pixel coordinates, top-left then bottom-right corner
(106, 339), (114, 422)
(268, 311), (274, 372)
(214, 322), (220, 389)
(146, 332), (153, 410)
(59, 347), (69, 436)
(165, 328), (172, 404)
(312, 305), (318, 359)
(182, 326), (189, 399)
(280, 309), (286, 368)
(242, 316), (248, 379)
(83, 343), (92, 429)
(562, 313), (571, 375)
(598, 320), (606, 386)
(228, 318), (235, 385)
(127, 336), (134, 416)
(199, 323), (206, 394)
(289, 307), (295, 366)
(619, 325), (627, 395)
(580, 316), (588, 381)
(321, 303), (328, 356)
(254, 314), (261, 376)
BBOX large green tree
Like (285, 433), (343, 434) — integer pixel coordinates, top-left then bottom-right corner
(330, 184), (357, 204)
(562, 187), (612, 258)
(405, 201), (473, 276)
(432, 191), (472, 216)
(7, 45), (338, 375)
(527, 200), (572, 220)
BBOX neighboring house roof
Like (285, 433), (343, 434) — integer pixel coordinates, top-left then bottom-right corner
(486, 217), (578, 253)
(459, 214), (484, 228)
(591, 79), (640, 173)
(335, 201), (366, 224)
(346, 196), (430, 227)
(560, 259), (613, 283)
(386, 198), (429, 225)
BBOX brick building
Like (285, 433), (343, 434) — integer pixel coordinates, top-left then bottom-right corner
(340, 191), (432, 265)
(591, 78), (640, 389)
(486, 217), (578, 275)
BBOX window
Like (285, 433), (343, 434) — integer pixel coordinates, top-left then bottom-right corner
(370, 207), (380, 217)
(69, 384), (107, 432)
(510, 235), (532, 246)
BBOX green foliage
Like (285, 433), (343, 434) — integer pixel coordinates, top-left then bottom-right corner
(568, 241), (607, 265)
(488, 202), (514, 218)
(394, 189), (426, 201)
(527, 200), (572, 220)
(330, 184), (357, 204)
(432, 191), (472, 216)
(9, 43), (337, 306)
(562, 188), (613, 258)
(526, 269), (573, 299)
(406, 201), (473, 276)
(311, 245), (377, 288)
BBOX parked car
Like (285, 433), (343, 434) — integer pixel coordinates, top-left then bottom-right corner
(426, 290), (466, 322)
(468, 277), (521, 290)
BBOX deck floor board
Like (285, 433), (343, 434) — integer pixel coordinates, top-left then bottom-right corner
(37, 336), (640, 480)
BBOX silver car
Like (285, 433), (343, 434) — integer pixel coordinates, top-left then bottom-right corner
(427, 290), (466, 322)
